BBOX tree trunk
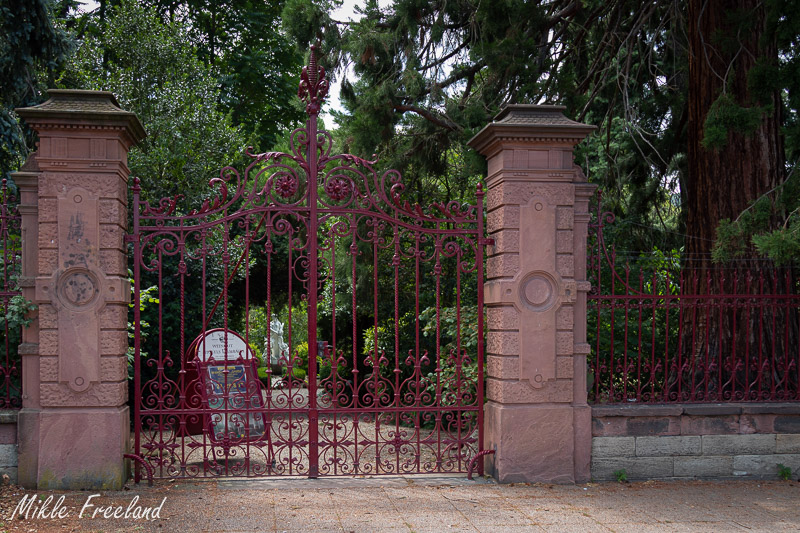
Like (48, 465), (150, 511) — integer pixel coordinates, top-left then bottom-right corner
(676, 1), (792, 402)
(685, 0), (783, 265)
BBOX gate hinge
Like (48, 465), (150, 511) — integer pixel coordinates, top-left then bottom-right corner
(478, 238), (495, 246)
(124, 234), (138, 244)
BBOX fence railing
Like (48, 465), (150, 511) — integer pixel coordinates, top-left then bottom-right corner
(588, 194), (800, 404)
(0, 179), (22, 408)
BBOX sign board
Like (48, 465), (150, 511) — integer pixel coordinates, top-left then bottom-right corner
(192, 329), (266, 443)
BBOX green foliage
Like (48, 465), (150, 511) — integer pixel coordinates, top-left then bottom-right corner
(778, 463), (792, 481)
(713, 170), (800, 265)
(0, 0), (72, 180)
(614, 469), (628, 483)
(702, 93), (769, 150)
(127, 270), (159, 380)
(61, 0), (250, 207)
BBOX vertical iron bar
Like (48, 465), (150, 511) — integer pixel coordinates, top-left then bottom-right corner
(476, 184), (486, 476)
(306, 83), (320, 479)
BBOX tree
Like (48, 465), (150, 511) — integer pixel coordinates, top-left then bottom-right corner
(282, 0), (691, 253)
(686, 0), (785, 267)
(282, 0), (800, 263)
(61, 0), (251, 206)
(146, 0), (305, 151)
(0, 0), (72, 181)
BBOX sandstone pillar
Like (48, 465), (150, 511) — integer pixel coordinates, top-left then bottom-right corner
(15, 90), (145, 489)
(468, 105), (595, 483)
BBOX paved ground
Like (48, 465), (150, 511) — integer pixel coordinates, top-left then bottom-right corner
(0, 475), (799, 532)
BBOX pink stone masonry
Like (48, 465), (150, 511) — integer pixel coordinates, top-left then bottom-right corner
(469, 105), (596, 483)
(14, 90), (144, 489)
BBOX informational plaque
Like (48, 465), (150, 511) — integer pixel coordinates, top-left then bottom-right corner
(192, 329), (266, 442)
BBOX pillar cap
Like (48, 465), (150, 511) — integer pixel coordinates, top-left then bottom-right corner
(16, 89), (146, 145)
(468, 104), (595, 156)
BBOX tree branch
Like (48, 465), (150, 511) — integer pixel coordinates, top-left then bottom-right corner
(393, 104), (459, 131)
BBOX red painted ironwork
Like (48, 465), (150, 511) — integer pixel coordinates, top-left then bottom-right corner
(129, 47), (486, 479)
(0, 179), (21, 408)
(588, 191), (800, 403)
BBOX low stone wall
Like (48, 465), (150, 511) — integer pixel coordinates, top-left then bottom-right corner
(0, 410), (18, 483)
(591, 404), (800, 481)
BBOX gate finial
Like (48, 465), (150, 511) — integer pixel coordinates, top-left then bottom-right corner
(298, 44), (329, 115)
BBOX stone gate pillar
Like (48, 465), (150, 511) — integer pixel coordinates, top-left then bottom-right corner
(15, 90), (145, 489)
(468, 105), (595, 483)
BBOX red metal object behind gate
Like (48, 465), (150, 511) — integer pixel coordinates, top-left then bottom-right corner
(129, 48), (486, 479)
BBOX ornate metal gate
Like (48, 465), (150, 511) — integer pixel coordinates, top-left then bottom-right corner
(130, 49), (486, 480)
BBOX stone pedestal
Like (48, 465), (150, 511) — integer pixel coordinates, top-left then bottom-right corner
(468, 105), (595, 483)
(14, 90), (145, 489)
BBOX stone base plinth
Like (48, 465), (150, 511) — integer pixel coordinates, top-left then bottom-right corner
(485, 401), (590, 483)
(18, 406), (129, 489)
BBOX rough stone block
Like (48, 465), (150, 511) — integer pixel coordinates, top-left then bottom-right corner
(673, 456), (733, 478)
(681, 415), (739, 435)
(99, 198), (126, 226)
(487, 378), (572, 404)
(487, 206), (520, 233)
(556, 254), (574, 278)
(592, 416), (628, 437)
(591, 457), (673, 480)
(39, 248), (58, 274)
(740, 414), (775, 434)
(774, 416), (800, 434)
(100, 329), (128, 356)
(99, 249), (127, 276)
(627, 417), (680, 437)
(489, 230), (519, 255)
(733, 454), (800, 478)
(486, 331), (519, 356)
(487, 254), (520, 279)
(40, 382), (127, 408)
(486, 355), (518, 380)
(776, 434), (800, 454)
(1, 466), (17, 485)
(592, 437), (635, 458)
(100, 223), (125, 249)
(39, 356), (58, 382)
(37, 222), (57, 249)
(556, 207), (573, 230)
(487, 306), (520, 331)
(100, 357), (127, 382)
(38, 304), (57, 329)
(0, 424), (16, 444)
(556, 230), (573, 253)
(99, 305), (128, 330)
(636, 436), (701, 457)
(556, 306), (573, 330)
(556, 356), (573, 379)
(702, 434), (776, 456)
(556, 331), (573, 355)
(38, 330), (57, 356)
(38, 198), (57, 222)
(0, 444), (17, 466)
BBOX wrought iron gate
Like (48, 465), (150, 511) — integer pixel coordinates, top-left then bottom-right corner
(129, 49), (486, 480)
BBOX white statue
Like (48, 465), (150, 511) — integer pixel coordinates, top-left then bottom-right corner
(264, 319), (289, 370)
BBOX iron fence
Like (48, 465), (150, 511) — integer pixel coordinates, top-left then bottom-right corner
(588, 193), (800, 403)
(0, 179), (22, 408)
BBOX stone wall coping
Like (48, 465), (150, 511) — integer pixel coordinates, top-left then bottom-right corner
(592, 403), (800, 418)
(0, 410), (19, 425)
